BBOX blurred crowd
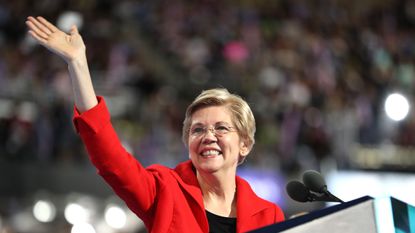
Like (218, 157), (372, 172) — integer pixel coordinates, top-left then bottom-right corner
(1, 0), (415, 174)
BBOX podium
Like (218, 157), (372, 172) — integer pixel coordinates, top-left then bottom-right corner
(249, 196), (415, 233)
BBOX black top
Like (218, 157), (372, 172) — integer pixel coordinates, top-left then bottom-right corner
(206, 211), (237, 233)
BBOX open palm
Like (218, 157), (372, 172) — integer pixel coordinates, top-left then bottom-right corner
(26, 16), (86, 63)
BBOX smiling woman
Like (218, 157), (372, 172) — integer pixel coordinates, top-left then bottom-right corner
(25, 16), (285, 233)
(182, 89), (256, 157)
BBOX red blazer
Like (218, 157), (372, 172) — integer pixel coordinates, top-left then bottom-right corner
(73, 97), (285, 233)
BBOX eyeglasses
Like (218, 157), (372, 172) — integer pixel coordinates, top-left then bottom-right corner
(189, 124), (237, 138)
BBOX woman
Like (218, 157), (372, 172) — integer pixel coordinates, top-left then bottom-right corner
(26, 16), (284, 233)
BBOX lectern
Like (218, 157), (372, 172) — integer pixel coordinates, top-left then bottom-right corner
(249, 196), (415, 233)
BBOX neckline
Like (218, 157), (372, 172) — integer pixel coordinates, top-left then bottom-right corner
(206, 210), (236, 220)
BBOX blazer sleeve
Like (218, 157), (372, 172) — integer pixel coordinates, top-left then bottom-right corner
(72, 96), (158, 219)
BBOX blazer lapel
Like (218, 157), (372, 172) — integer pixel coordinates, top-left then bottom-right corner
(174, 160), (209, 232)
(235, 176), (270, 232)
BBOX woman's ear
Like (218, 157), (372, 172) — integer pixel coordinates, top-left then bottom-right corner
(239, 141), (250, 156)
(238, 140), (251, 165)
(240, 147), (249, 156)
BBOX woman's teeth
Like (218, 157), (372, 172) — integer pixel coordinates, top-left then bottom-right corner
(201, 150), (220, 156)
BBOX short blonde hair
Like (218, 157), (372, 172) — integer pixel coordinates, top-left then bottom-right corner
(182, 88), (256, 164)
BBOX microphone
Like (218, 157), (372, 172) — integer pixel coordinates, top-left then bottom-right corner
(286, 180), (312, 202)
(286, 180), (341, 203)
(302, 170), (326, 193)
(302, 170), (344, 203)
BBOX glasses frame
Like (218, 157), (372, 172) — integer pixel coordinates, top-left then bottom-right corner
(189, 123), (237, 138)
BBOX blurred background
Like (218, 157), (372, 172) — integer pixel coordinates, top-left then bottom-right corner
(1, 0), (415, 232)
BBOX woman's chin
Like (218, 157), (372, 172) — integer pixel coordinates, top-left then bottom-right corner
(196, 159), (223, 173)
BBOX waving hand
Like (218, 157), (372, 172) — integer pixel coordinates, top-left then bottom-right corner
(26, 16), (86, 63)
(25, 16), (97, 112)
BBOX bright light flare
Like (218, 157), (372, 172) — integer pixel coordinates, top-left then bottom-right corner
(64, 203), (89, 225)
(105, 205), (127, 229)
(71, 222), (96, 233)
(384, 93), (410, 121)
(33, 200), (56, 223)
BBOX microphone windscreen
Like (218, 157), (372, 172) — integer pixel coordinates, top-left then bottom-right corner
(286, 181), (310, 202)
(302, 170), (326, 193)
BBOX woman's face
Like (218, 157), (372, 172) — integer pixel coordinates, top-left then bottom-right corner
(188, 105), (249, 174)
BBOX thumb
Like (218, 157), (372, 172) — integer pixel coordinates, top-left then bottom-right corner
(70, 25), (79, 35)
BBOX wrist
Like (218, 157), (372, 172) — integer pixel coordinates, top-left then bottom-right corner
(67, 52), (88, 67)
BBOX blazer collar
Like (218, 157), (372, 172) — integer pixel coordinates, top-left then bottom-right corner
(174, 160), (199, 187)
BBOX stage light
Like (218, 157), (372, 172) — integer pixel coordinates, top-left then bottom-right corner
(64, 203), (89, 225)
(57, 11), (83, 32)
(33, 200), (56, 223)
(384, 93), (410, 121)
(105, 205), (127, 229)
(71, 222), (96, 233)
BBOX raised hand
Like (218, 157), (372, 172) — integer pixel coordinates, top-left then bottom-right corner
(26, 16), (97, 112)
(26, 16), (86, 63)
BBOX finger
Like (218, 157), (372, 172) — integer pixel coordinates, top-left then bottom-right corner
(28, 16), (53, 35)
(25, 17), (39, 31)
(37, 16), (59, 33)
(28, 30), (48, 45)
(26, 21), (50, 40)
(26, 17), (51, 38)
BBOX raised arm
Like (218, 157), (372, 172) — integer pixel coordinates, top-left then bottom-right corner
(26, 16), (97, 112)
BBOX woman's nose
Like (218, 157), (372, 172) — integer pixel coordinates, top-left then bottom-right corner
(201, 129), (217, 143)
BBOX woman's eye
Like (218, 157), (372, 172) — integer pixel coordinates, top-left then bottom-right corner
(216, 126), (229, 132)
(191, 127), (204, 134)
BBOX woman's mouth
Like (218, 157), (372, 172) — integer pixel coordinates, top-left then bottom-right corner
(200, 150), (222, 157)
